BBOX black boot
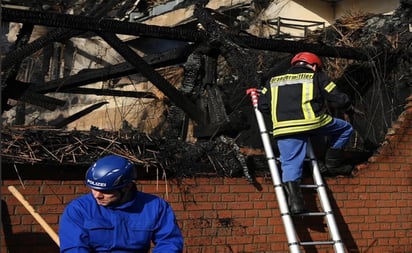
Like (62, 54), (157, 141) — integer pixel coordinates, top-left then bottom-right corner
(325, 148), (353, 176)
(284, 181), (306, 214)
(317, 160), (328, 174)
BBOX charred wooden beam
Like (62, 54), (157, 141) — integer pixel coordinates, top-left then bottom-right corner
(1, 7), (204, 44)
(1, 27), (84, 71)
(202, 54), (230, 125)
(194, 5), (255, 84)
(34, 63), (137, 93)
(52, 101), (109, 129)
(0, 23), (64, 113)
(2, 7), (375, 60)
(6, 44), (194, 112)
(58, 88), (156, 99)
(1, 1), (126, 71)
(1, 24), (34, 113)
(2, 79), (64, 112)
(32, 44), (195, 93)
(205, 85), (229, 124)
(97, 31), (206, 124)
(1, 24), (33, 82)
(180, 49), (203, 95)
(230, 35), (374, 62)
(18, 92), (66, 111)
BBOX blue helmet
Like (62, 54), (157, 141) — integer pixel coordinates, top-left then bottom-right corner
(85, 155), (136, 190)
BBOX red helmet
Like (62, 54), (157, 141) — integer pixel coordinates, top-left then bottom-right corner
(291, 52), (322, 67)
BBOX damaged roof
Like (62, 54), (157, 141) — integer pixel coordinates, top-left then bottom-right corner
(1, 0), (412, 178)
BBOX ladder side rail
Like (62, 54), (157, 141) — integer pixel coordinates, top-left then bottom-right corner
(246, 89), (301, 253)
(307, 140), (347, 253)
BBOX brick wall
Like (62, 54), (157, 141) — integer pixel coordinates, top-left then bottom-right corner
(1, 97), (411, 253)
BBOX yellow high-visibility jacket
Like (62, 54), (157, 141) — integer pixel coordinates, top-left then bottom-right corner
(258, 65), (351, 137)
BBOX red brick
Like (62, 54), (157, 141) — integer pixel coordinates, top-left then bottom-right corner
(44, 196), (63, 205)
(2, 126), (412, 253)
(41, 185), (75, 194)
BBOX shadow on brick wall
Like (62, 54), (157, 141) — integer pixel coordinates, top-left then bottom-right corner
(1, 200), (60, 253)
(1, 162), (160, 181)
(293, 180), (360, 252)
(1, 163), (88, 180)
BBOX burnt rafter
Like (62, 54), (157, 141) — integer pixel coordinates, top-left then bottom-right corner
(1, 27), (84, 71)
(97, 31), (207, 125)
(194, 6), (254, 84)
(18, 91), (66, 111)
(2, 7), (374, 60)
(32, 44), (196, 94)
(1, 23), (34, 82)
(2, 24), (34, 113)
(0, 24), (66, 113)
(5, 43), (194, 112)
(1, 7), (204, 47)
(1, 0), (131, 71)
(2, 80), (64, 111)
(52, 101), (109, 129)
(230, 35), (375, 61)
(58, 88), (156, 99)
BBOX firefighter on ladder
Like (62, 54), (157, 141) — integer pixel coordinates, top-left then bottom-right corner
(257, 52), (355, 214)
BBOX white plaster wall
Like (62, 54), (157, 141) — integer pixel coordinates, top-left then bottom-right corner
(334, 0), (400, 18)
(248, 0), (400, 38)
(248, 0), (332, 38)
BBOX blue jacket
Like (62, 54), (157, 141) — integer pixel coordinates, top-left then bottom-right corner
(59, 191), (183, 253)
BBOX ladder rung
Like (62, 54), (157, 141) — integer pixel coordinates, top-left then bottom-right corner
(300, 184), (318, 188)
(300, 240), (335, 246)
(293, 212), (327, 217)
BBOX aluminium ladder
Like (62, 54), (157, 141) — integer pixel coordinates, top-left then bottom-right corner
(246, 88), (346, 253)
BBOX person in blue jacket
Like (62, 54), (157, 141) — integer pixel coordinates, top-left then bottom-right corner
(59, 155), (184, 253)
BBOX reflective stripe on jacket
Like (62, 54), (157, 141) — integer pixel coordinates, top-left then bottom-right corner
(258, 65), (351, 137)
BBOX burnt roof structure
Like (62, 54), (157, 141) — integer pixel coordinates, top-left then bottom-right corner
(1, 0), (412, 180)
